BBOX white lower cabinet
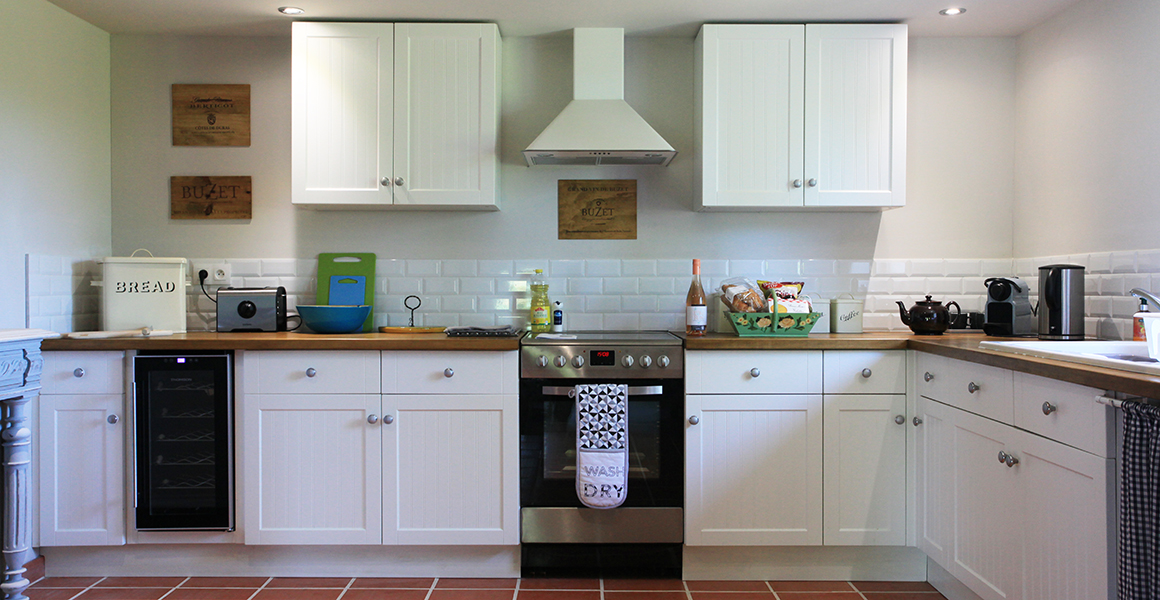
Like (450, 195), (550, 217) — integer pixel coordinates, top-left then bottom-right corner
(916, 363), (1113, 600)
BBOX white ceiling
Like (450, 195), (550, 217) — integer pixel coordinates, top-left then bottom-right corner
(47, 0), (1082, 38)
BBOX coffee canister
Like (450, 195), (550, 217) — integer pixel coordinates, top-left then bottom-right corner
(830, 294), (864, 333)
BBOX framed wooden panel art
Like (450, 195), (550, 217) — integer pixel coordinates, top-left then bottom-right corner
(172, 84), (251, 146)
(558, 180), (637, 240)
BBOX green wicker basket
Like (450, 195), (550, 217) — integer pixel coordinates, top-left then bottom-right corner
(724, 311), (822, 337)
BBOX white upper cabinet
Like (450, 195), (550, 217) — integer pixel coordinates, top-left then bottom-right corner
(292, 22), (501, 210)
(695, 24), (906, 210)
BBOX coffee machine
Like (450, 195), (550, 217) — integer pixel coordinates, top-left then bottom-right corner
(983, 277), (1036, 337)
(1038, 264), (1085, 340)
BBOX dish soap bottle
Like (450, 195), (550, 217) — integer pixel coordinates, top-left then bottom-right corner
(552, 300), (565, 332)
(529, 269), (551, 333)
(1134, 297), (1149, 341)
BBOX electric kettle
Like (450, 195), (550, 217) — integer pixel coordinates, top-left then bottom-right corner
(1038, 264), (1085, 340)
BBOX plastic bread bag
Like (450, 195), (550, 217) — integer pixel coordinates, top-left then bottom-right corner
(758, 280), (805, 302)
(720, 278), (768, 312)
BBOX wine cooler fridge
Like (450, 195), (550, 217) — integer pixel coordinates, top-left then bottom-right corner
(133, 352), (234, 531)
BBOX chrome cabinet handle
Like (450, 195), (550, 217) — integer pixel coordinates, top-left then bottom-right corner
(808, 178), (818, 187)
(968, 382), (980, 394)
(862, 368), (872, 378)
(923, 372), (934, 382)
(749, 368), (761, 378)
(443, 368), (454, 378)
(383, 415), (394, 425)
(394, 177), (405, 187)
(894, 415), (905, 425)
(306, 368), (317, 378)
(380, 177), (391, 187)
(107, 414), (119, 425)
(998, 450), (1009, 464)
(73, 368), (85, 378)
(367, 414), (379, 424)
(1042, 401), (1057, 415)
(1005, 454), (1020, 467)
(793, 179), (803, 188)
(913, 416), (923, 426)
(688, 416), (700, 425)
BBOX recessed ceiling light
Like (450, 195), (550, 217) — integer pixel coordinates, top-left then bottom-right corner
(939, 7), (966, 16)
(278, 6), (305, 15)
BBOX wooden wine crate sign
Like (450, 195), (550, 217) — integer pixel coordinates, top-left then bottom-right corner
(172, 84), (251, 146)
(557, 180), (637, 240)
(170, 176), (252, 219)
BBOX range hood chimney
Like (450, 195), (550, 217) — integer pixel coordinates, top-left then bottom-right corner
(522, 28), (676, 166)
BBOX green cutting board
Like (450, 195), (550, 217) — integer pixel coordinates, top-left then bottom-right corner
(316, 253), (376, 332)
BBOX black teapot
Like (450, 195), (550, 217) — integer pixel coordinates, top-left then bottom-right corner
(897, 295), (961, 335)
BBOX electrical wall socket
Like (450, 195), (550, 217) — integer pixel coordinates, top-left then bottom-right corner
(208, 263), (231, 284)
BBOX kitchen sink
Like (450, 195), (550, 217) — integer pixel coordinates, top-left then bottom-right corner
(979, 339), (1160, 376)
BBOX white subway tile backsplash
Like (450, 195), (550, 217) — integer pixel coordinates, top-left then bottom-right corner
(261, 259), (298, 276)
(800, 259), (836, 276)
(460, 278), (496, 295)
(1099, 275), (1125, 296)
(441, 296), (477, 313)
(980, 259), (1014, 277)
(1088, 296), (1112, 317)
(388, 278), (422, 294)
(891, 278), (929, 295)
(764, 260), (801, 277)
(1137, 250), (1160, 274)
(406, 260), (441, 276)
(603, 277), (639, 295)
(728, 260), (765, 277)
(242, 277), (280, 288)
(655, 259), (689, 276)
(621, 260), (657, 276)
(1112, 296), (1139, 318)
(640, 277), (676, 295)
(1122, 274), (1152, 295)
(423, 278), (459, 294)
(1014, 259), (1038, 277)
(867, 277), (891, 295)
(514, 259), (549, 275)
(459, 313), (496, 327)
(442, 260), (478, 277)
(586, 296), (621, 313)
(376, 259), (406, 276)
(641, 313), (683, 331)
(836, 260), (872, 275)
(226, 259), (262, 276)
(479, 296), (514, 312)
(278, 277), (313, 294)
(569, 278), (603, 295)
(699, 260), (729, 277)
(499, 278), (530, 294)
(908, 260), (944, 277)
(926, 278), (963, 295)
(585, 260), (621, 277)
(567, 313), (603, 330)
(873, 260), (907, 276)
(603, 313), (640, 331)
(1084, 253), (1112, 274)
(944, 260), (982, 277)
(478, 260), (514, 276)
(622, 295), (658, 312)
(1109, 252), (1136, 273)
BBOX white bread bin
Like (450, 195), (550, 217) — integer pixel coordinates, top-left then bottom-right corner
(95, 254), (189, 332)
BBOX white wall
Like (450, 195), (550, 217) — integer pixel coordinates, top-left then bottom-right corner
(109, 33), (1016, 264)
(1015, 0), (1160, 257)
(0, 0), (111, 328)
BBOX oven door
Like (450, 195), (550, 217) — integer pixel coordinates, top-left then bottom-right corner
(519, 377), (683, 543)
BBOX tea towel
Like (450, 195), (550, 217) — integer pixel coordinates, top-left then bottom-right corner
(575, 383), (629, 509)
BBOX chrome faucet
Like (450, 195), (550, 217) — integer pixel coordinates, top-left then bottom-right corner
(1129, 288), (1160, 308)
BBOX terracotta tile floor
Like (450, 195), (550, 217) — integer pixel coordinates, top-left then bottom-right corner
(26, 577), (948, 600)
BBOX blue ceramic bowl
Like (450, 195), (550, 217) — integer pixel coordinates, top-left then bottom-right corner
(296, 305), (372, 334)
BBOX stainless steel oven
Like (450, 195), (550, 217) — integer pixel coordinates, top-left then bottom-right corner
(519, 331), (683, 577)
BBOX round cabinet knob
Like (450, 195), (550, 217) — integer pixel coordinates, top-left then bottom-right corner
(640, 355), (653, 368)
(367, 414), (379, 424)
(1042, 401), (1058, 415)
(808, 178), (818, 187)
(383, 415), (394, 425)
(923, 372), (934, 382)
(913, 416), (924, 426)
(894, 415), (905, 425)
(536, 356), (548, 368)
(306, 368), (317, 378)
(107, 414), (119, 425)
(622, 355), (635, 368)
(862, 368), (873, 379)
(73, 368), (85, 378)
(394, 177), (405, 187)
(572, 355), (585, 368)
(749, 367), (761, 378)
(688, 416), (700, 425)
(968, 382), (980, 394)
(793, 179), (804, 188)
(1005, 454), (1020, 468)
(657, 355), (670, 368)
(998, 450), (1009, 464)
(443, 368), (454, 378)
(554, 356), (567, 368)
(380, 177), (391, 187)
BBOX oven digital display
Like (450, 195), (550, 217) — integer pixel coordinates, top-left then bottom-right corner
(590, 350), (616, 366)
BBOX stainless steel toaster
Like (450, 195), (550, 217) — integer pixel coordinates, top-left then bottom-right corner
(217, 287), (287, 332)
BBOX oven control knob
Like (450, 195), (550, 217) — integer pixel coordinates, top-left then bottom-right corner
(553, 356), (567, 368)
(621, 355), (635, 368)
(639, 355), (653, 368)
(657, 355), (670, 368)
(536, 355), (548, 368)
(572, 355), (585, 368)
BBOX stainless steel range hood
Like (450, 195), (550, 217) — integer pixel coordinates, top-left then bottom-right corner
(523, 28), (676, 167)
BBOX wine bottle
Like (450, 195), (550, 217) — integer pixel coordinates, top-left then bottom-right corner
(686, 259), (707, 336)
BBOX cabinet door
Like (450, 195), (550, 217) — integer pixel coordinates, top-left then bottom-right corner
(244, 394), (382, 545)
(1015, 429), (1112, 600)
(951, 409), (1022, 600)
(686, 393), (822, 545)
(804, 24), (906, 208)
(38, 394), (125, 546)
(695, 24), (805, 209)
(392, 23), (499, 208)
(822, 394), (906, 545)
(383, 394), (518, 545)
(915, 397), (955, 568)
(292, 22), (394, 207)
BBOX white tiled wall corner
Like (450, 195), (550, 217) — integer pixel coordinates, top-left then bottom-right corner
(25, 254), (99, 333)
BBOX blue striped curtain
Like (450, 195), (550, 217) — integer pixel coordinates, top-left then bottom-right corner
(1119, 400), (1160, 599)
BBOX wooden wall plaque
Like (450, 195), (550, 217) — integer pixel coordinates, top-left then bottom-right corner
(172, 84), (251, 146)
(558, 180), (637, 240)
(170, 176), (252, 219)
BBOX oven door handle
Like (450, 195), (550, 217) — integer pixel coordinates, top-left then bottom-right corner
(540, 385), (665, 397)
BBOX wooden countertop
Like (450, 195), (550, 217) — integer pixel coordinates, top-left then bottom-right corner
(42, 329), (1160, 398)
(41, 331), (520, 351)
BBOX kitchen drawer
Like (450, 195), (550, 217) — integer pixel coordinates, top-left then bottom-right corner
(42, 351), (124, 395)
(685, 350), (822, 395)
(384, 351), (517, 395)
(917, 353), (1013, 423)
(823, 350), (906, 394)
(244, 351), (381, 395)
(1013, 373), (1113, 457)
